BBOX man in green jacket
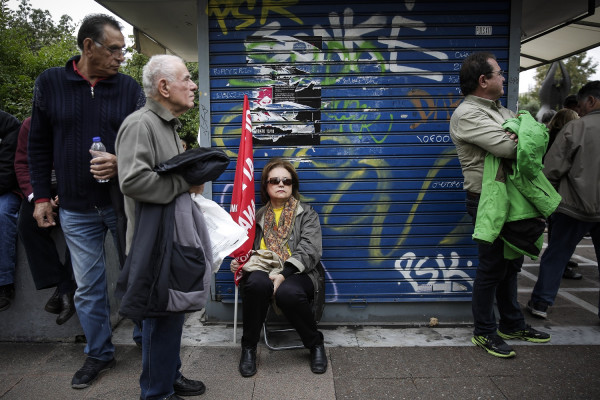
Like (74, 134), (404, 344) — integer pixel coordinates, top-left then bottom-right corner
(528, 81), (600, 319)
(450, 52), (550, 358)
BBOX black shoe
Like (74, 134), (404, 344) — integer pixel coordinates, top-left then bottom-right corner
(563, 266), (582, 280)
(140, 395), (184, 400)
(71, 357), (116, 389)
(310, 344), (328, 374)
(56, 292), (76, 325)
(0, 284), (15, 312)
(173, 375), (206, 396)
(567, 260), (579, 268)
(44, 287), (61, 314)
(527, 300), (548, 319)
(239, 346), (257, 377)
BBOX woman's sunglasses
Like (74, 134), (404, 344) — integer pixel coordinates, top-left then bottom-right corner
(267, 177), (293, 186)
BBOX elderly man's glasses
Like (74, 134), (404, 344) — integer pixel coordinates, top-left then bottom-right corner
(94, 40), (128, 57)
(267, 177), (293, 186)
(489, 69), (504, 77)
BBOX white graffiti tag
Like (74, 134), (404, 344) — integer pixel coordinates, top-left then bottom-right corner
(394, 252), (473, 293)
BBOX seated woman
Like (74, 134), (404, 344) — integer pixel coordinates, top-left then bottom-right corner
(231, 158), (326, 377)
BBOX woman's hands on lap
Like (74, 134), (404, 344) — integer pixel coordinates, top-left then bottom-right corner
(270, 274), (285, 294)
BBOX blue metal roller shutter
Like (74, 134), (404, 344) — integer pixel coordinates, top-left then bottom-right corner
(208, 0), (511, 305)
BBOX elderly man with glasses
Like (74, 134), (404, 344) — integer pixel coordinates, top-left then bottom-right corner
(28, 14), (145, 389)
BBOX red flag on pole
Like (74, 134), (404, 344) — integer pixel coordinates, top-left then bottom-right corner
(230, 95), (255, 285)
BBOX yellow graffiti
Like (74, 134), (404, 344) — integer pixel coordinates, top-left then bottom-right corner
(213, 114), (462, 265)
(260, 0), (303, 25)
(369, 148), (457, 260)
(212, 104), (243, 158)
(439, 214), (473, 246)
(207, 0), (302, 35)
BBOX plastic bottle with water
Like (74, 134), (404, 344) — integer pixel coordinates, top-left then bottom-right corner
(90, 137), (109, 183)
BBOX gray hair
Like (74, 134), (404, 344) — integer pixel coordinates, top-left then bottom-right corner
(142, 55), (185, 98)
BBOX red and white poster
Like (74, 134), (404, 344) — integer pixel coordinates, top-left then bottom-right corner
(230, 95), (256, 285)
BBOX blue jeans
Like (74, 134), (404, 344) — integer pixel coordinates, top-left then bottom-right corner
(140, 314), (184, 400)
(532, 212), (600, 308)
(0, 192), (20, 286)
(60, 206), (117, 361)
(466, 197), (526, 336)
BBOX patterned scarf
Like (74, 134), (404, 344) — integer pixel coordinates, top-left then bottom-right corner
(263, 196), (298, 262)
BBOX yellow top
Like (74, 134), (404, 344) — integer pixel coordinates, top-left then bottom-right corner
(260, 207), (291, 255)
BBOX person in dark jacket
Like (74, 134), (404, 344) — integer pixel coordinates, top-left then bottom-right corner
(27, 14), (145, 389)
(528, 81), (600, 319)
(14, 117), (76, 324)
(0, 110), (21, 312)
(116, 54), (206, 400)
(543, 109), (583, 280)
(231, 158), (326, 377)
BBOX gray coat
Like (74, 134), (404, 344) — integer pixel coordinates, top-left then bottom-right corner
(544, 109), (600, 222)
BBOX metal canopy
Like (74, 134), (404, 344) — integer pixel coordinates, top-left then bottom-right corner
(95, 0), (600, 68)
(96, 0), (198, 61)
(520, 0), (600, 70)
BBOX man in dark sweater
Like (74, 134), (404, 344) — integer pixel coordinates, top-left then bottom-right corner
(28, 14), (145, 389)
(0, 110), (21, 312)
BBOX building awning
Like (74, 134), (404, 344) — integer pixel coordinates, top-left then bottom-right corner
(96, 0), (199, 62)
(520, 0), (600, 70)
(95, 0), (600, 69)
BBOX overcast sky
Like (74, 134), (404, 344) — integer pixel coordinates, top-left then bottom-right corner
(7, 0), (133, 36)
(8, 0), (599, 94)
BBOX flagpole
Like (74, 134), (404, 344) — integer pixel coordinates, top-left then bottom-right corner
(233, 286), (239, 343)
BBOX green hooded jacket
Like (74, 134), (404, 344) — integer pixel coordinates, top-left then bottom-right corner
(472, 111), (561, 259)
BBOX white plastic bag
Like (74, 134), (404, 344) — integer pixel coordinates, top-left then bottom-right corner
(190, 193), (249, 272)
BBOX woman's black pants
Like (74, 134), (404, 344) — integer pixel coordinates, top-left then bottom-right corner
(240, 270), (322, 349)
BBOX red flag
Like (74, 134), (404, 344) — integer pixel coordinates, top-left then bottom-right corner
(230, 95), (255, 285)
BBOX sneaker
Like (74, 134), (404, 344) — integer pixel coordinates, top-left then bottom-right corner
(0, 284), (15, 312)
(471, 334), (516, 358)
(527, 300), (548, 319)
(498, 324), (551, 343)
(71, 357), (116, 389)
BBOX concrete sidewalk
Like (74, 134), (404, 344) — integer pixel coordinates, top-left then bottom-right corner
(2, 333), (600, 399)
(1, 238), (599, 399)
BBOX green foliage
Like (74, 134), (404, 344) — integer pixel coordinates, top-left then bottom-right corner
(517, 91), (540, 115)
(0, 0), (77, 119)
(533, 53), (598, 95)
(519, 52), (598, 116)
(0, 0), (199, 146)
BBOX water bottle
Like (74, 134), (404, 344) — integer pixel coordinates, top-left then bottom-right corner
(90, 137), (109, 183)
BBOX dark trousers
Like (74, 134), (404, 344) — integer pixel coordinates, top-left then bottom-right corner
(241, 270), (322, 349)
(17, 199), (74, 292)
(532, 212), (600, 308)
(466, 197), (526, 336)
(140, 313), (184, 400)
